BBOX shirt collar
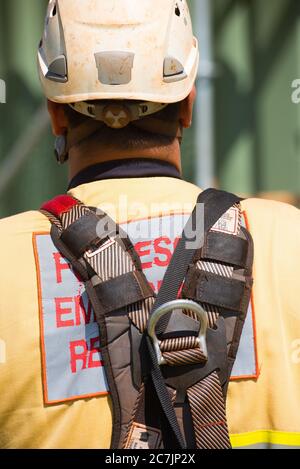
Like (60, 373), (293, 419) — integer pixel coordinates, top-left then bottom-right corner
(68, 158), (182, 190)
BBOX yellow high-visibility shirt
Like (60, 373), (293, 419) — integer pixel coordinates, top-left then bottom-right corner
(0, 177), (300, 449)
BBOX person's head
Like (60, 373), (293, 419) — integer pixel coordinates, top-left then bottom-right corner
(38, 0), (199, 173)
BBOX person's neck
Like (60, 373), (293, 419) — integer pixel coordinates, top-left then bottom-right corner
(68, 139), (182, 181)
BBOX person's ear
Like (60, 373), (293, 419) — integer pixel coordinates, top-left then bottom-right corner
(47, 100), (69, 136)
(179, 85), (197, 128)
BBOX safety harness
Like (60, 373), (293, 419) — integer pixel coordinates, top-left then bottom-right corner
(41, 188), (254, 449)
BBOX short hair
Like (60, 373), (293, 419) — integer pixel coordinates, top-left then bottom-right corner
(64, 101), (181, 151)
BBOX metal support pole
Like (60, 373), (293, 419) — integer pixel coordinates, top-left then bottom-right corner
(194, 0), (215, 189)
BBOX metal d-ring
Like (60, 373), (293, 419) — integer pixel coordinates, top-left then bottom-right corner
(147, 300), (209, 366)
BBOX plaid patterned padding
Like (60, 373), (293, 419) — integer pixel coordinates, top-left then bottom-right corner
(187, 372), (231, 449)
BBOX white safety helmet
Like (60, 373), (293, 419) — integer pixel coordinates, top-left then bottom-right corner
(38, 0), (199, 162)
(38, 0), (199, 105)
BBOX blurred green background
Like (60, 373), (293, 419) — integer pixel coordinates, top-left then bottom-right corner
(0, 0), (299, 218)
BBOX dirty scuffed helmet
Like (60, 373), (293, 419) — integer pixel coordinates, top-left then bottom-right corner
(39, 0), (199, 105)
(38, 0), (199, 161)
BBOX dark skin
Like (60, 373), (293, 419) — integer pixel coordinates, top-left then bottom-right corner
(47, 86), (197, 180)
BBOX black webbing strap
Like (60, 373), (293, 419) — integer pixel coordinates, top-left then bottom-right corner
(154, 189), (241, 336)
(145, 334), (187, 448)
(144, 189), (241, 448)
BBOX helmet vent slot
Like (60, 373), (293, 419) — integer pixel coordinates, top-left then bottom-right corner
(175, 4), (181, 17)
(51, 4), (57, 18)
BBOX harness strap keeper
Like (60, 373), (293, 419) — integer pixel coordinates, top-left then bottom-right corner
(92, 271), (154, 314)
(183, 268), (253, 313)
(201, 231), (249, 268)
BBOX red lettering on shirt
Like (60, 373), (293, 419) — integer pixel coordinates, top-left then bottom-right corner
(53, 252), (71, 284)
(55, 296), (95, 328)
(88, 337), (102, 369)
(75, 296), (94, 326)
(153, 237), (172, 267)
(55, 297), (74, 328)
(135, 241), (152, 270)
(69, 338), (103, 374)
(69, 340), (88, 373)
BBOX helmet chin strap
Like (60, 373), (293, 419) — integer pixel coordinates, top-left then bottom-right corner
(54, 120), (105, 164)
(54, 135), (68, 165)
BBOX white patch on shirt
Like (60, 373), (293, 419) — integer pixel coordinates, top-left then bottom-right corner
(34, 212), (257, 403)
